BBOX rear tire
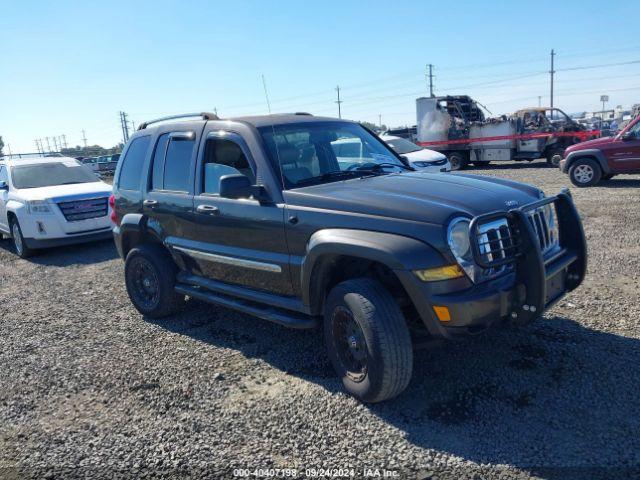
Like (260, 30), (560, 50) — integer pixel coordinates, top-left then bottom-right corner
(124, 243), (185, 318)
(448, 152), (467, 171)
(568, 158), (602, 187)
(546, 147), (564, 167)
(324, 278), (413, 403)
(9, 217), (34, 259)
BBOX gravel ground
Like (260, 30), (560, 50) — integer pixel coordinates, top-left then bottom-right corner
(1, 161), (639, 480)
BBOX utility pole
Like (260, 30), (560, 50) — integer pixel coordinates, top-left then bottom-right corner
(45, 137), (51, 152)
(427, 64), (435, 98)
(7, 144), (11, 156)
(82, 130), (88, 148)
(120, 111), (130, 142)
(335, 86), (343, 119)
(61, 135), (68, 149)
(53, 136), (59, 152)
(549, 49), (555, 110)
(538, 96), (542, 108)
(130, 119), (136, 134)
(378, 114), (382, 128)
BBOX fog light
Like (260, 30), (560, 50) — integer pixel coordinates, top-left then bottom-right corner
(433, 306), (451, 322)
(414, 264), (464, 282)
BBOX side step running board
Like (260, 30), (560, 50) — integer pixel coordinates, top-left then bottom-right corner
(175, 283), (318, 330)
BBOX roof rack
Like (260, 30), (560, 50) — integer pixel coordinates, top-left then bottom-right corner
(138, 112), (220, 130)
(294, 112), (313, 116)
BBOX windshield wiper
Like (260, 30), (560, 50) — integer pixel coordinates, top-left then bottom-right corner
(354, 162), (414, 172)
(295, 170), (364, 187)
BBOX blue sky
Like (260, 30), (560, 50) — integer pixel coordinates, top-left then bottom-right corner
(1, 0), (638, 152)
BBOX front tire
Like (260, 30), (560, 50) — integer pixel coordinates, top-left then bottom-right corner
(124, 244), (185, 318)
(9, 217), (34, 259)
(569, 158), (602, 187)
(324, 278), (413, 403)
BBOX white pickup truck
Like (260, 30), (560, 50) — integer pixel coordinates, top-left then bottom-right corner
(0, 155), (113, 258)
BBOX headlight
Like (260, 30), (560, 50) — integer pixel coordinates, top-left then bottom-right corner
(447, 216), (512, 283)
(27, 200), (53, 214)
(447, 217), (475, 280)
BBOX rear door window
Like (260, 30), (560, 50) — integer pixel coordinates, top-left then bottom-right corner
(161, 134), (195, 192)
(118, 136), (151, 190)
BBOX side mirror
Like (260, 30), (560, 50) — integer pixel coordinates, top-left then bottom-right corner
(0, 181), (8, 191)
(219, 174), (270, 202)
(621, 131), (636, 141)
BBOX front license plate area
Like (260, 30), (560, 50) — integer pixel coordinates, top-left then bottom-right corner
(545, 270), (566, 306)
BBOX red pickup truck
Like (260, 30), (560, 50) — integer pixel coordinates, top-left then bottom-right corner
(558, 115), (640, 187)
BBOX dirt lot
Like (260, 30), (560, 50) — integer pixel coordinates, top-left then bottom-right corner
(1, 162), (639, 479)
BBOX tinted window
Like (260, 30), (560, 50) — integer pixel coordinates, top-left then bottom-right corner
(163, 137), (195, 192)
(11, 162), (99, 189)
(202, 138), (255, 195)
(151, 133), (170, 190)
(0, 166), (8, 183)
(118, 136), (151, 190)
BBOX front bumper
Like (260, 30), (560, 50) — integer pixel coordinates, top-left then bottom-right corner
(559, 158), (568, 173)
(24, 227), (113, 249)
(398, 190), (587, 339)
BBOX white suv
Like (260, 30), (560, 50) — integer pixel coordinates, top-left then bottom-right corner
(0, 155), (113, 258)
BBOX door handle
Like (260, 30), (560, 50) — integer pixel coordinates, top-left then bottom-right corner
(196, 204), (220, 215)
(143, 199), (158, 208)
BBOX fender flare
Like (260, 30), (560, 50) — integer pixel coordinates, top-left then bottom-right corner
(563, 149), (610, 174)
(300, 228), (447, 312)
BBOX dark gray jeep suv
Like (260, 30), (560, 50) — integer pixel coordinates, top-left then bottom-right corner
(111, 112), (586, 402)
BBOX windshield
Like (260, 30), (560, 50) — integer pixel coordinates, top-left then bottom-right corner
(11, 161), (100, 189)
(259, 121), (406, 188)
(385, 137), (422, 154)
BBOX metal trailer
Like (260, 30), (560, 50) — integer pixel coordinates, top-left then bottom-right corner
(416, 95), (593, 170)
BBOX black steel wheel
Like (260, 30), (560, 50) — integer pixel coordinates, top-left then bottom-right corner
(324, 278), (413, 403)
(124, 244), (185, 318)
(330, 306), (368, 382)
(128, 256), (160, 311)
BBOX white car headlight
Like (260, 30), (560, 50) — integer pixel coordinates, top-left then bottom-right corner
(27, 200), (53, 214)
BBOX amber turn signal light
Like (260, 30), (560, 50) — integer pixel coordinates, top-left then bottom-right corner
(414, 264), (464, 282)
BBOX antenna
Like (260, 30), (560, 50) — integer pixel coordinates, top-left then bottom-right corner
(261, 74), (272, 114)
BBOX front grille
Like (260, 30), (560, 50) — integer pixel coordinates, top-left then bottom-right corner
(57, 197), (109, 222)
(476, 218), (517, 271)
(473, 205), (560, 269)
(527, 205), (560, 255)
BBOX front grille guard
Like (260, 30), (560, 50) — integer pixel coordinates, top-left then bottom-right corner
(468, 188), (587, 323)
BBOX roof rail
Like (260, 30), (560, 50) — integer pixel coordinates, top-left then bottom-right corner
(138, 112), (220, 130)
(294, 112), (313, 116)
(0, 152), (64, 159)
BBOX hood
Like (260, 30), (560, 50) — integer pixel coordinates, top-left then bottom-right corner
(285, 172), (542, 225)
(16, 181), (112, 202)
(404, 148), (447, 162)
(565, 136), (614, 153)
